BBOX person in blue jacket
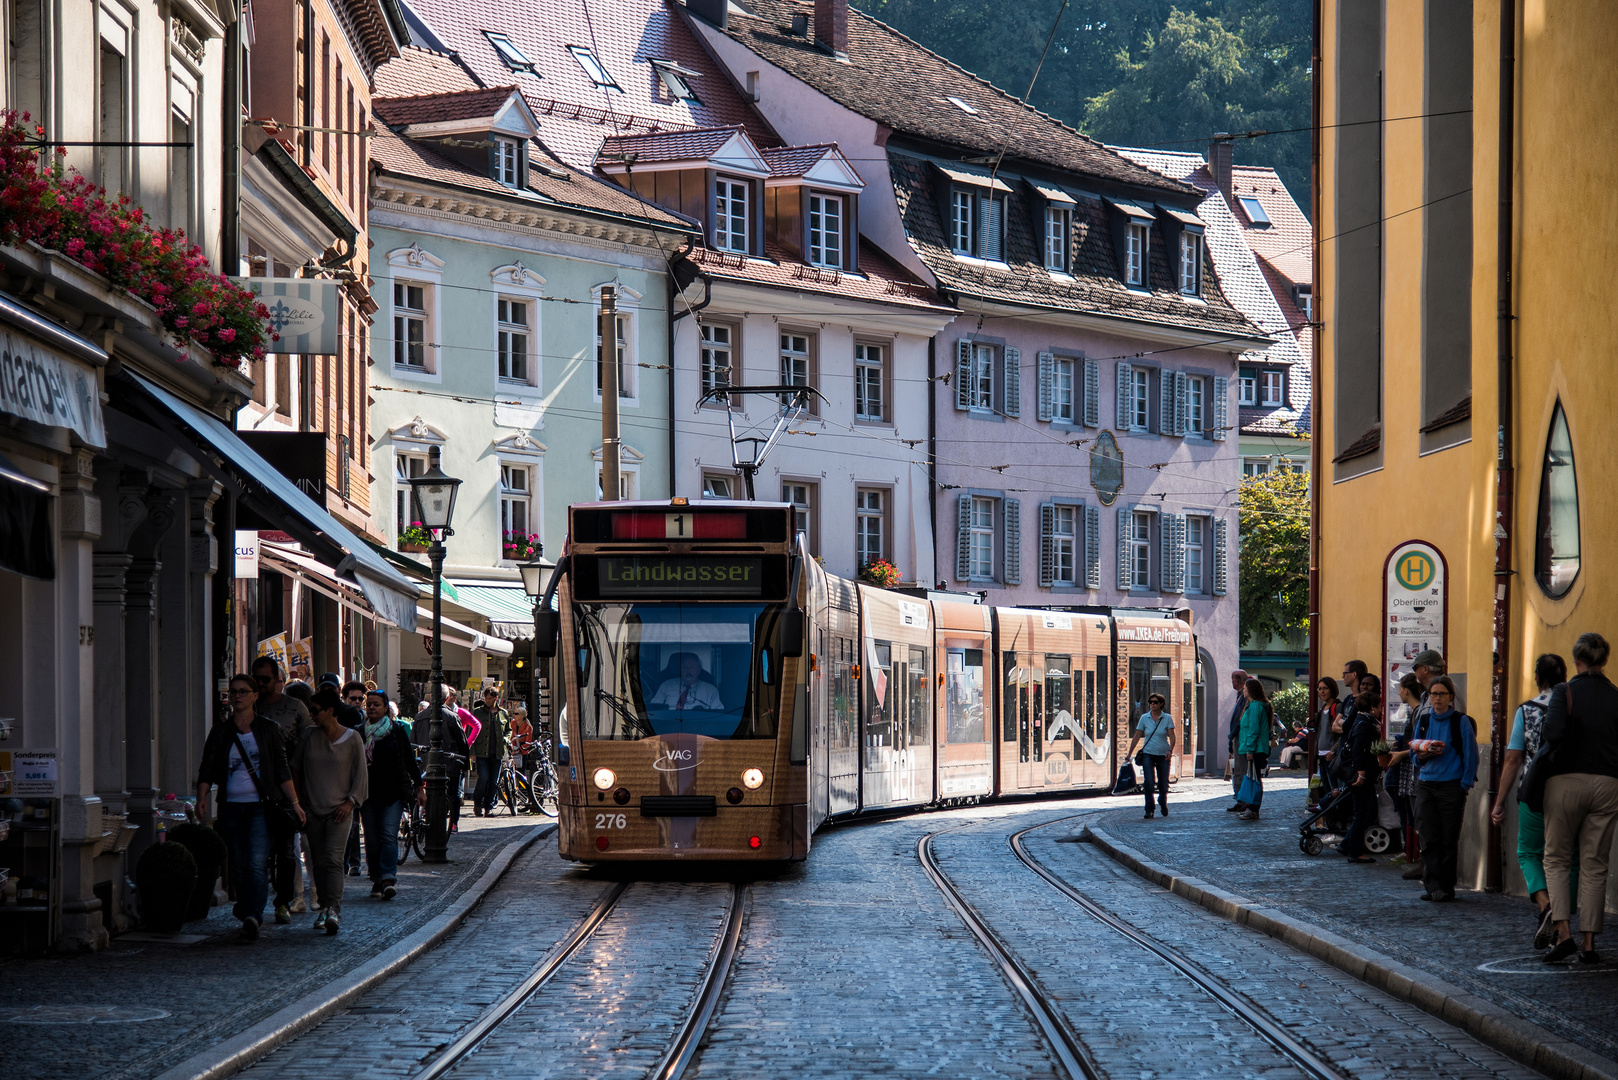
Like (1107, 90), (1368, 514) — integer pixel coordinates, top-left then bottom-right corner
(1410, 675), (1480, 902)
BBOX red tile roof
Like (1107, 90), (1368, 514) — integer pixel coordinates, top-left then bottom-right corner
(759, 144), (859, 183)
(598, 127), (743, 165)
(374, 45), (484, 97)
(689, 238), (952, 312)
(372, 85), (521, 126)
(1230, 165), (1311, 286)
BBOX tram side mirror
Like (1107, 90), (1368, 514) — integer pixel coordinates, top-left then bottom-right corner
(781, 610), (804, 658)
(556, 743), (570, 766)
(533, 610), (560, 659)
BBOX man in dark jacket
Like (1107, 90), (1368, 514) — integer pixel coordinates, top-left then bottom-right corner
(1338, 675), (1384, 862)
(470, 686), (509, 817)
(1541, 632), (1618, 964)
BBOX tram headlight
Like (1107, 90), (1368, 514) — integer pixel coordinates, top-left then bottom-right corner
(592, 768), (616, 791)
(742, 768), (765, 790)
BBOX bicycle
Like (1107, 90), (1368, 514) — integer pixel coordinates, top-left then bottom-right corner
(399, 748), (469, 857)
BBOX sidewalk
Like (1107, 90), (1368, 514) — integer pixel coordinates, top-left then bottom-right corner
(0, 815), (544, 1080)
(1088, 776), (1618, 1077)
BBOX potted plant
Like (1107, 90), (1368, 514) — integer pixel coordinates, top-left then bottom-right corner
(135, 841), (197, 933)
(1370, 738), (1393, 770)
(858, 558), (901, 588)
(166, 823), (227, 922)
(398, 522), (432, 553)
(503, 531), (541, 561)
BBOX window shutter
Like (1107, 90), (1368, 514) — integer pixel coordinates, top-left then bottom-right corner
(1084, 505), (1100, 589)
(1212, 375), (1228, 441)
(1036, 351), (1054, 423)
(1038, 502), (1055, 587)
(1117, 505), (1132, 590)
(1159, 369), (1175, 435)
(1116, 361), (1133, 429)
(1004, 498), (1022, 585)
(1083, 359), (1100, 427)
(1213, 516), (1229, 595)
(1162, 514), (1186, 593)
(1160, 513), (1177, 593)
(956, 340), (973, 411)
(982, 195), (1004, 260)
(1173, 372), (1189, 437)
(1175, 515), (1188, 592)
(956, 493), (972, 581)
(1004, 346), (1021, 418)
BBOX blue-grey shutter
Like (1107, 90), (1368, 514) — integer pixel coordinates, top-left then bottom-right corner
(1213, 516), (1229, 595)
(1173, 372), (1189, 437)
(1038, 502), (1055, 587)
(1175, 515), (1187, 592)
(1162, 514), (1186, 593)
(1036, 351), (1054, 422)
(1084, 505), (1101, 589)
(1212, 375), (1228, 441)
(1117, 505), (1132, 590)
(1004, 498), (1021, 585)
(956, 340), (973, 410)
(1159, 369), (1174, 435)
(956, 493), (972, 581)
(1116, 361), (1133, 429)
(1083, 359), (1100, 427)
(1004, 346), (1021, 418)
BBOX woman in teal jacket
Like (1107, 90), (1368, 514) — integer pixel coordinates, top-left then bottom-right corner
(1236, 679), (1275, 820)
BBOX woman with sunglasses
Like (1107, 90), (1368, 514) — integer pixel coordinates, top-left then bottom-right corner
(1410, 675), (1480, 901)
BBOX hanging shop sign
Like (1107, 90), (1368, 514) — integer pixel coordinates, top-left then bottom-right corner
(1383, 540), (1447, 731)
(0, 324), (106, 448)
(235, 278), (341, 355)
(234, 530), (260, 579)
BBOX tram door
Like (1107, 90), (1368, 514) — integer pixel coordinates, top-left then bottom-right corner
(1041, 656), (1075, 788)
(827, 634), (858, 815)
(1127, 655), (1175, 770)
(1075, 654), (1111, 787)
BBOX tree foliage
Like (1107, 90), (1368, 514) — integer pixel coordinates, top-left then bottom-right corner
(1271, 682), (1310, 732)
(851, 0), (1312, 203)
(1237, 467), (1310, 645)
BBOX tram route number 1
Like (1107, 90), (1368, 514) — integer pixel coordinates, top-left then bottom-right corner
(595, 813), (628, 829)
(666, 514), (689, 538)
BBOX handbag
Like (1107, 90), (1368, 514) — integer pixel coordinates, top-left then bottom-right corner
(1237, 771), (1263, 807)
(1521, 683), (1571, 815)
(232, 728), (303, 838)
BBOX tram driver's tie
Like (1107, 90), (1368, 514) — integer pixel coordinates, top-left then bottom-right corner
(677, 686), (689, 709)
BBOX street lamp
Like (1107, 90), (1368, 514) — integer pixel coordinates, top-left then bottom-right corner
(518, 554), (557, 749)
(408, 446), (461, 864)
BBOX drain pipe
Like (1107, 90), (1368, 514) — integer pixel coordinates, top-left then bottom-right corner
(1486, 0), (1517, 894)
(1306, 0), (1323, 741)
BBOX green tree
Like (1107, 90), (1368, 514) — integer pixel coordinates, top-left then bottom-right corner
(1237, 467), (1310, 646)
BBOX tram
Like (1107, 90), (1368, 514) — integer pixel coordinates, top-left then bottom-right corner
(548, 499), (1199, 863)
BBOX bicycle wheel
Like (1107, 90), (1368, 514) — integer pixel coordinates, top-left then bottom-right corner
(409, 806), (427, 859)
(535, 764), (559, 818)
(497, 769), (517, 815)
(396, 811), (413, 865)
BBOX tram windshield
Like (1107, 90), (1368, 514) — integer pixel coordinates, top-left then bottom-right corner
(572, 602), (784, 741)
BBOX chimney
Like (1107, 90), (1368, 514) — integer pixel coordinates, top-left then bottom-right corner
(1208, 135), (1233, 200)
(815, 0), (848, 57)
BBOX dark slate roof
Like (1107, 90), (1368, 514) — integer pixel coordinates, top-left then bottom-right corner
(372, 85), (519, 126)
(708, 0), (1196, 197)
(889, 154), (1264, 339)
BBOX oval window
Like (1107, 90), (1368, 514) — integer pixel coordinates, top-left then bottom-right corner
(1535, 401), (1580, 597)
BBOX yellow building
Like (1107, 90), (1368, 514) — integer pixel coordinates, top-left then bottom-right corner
(1316, 2), (1618, 899)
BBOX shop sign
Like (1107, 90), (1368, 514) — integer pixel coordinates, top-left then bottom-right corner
(1383, 540), (1446, 730)
(235, 278), (341, 355)
(1, 748), (60, 797)
(0, 325), (106, 448)
(234, 530), (260, 579)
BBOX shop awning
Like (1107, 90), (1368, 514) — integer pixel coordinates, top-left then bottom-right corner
(116, 371), (420, 630)
(445, 581), (541, 639)
(0, 452), (53, 579)
(414, 606), (515, 657)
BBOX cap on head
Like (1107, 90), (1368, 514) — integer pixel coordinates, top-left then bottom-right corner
(316, 672), (341, 688)
(1411, 649), (1445, 672)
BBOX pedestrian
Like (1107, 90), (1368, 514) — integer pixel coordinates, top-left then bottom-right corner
(1410, 649), (1445, 729)
(1225, 668), (1249, 812)
(1323, 670), (1361, 800)
(470, 686), (510, 817)
(1541, 633), (1618, 964)
(194, 674), (305, 941)
(1338, 674), (1383, 863)
(339, 681), (369, 874)
(251, 656), (312, 922)
(414, 685), (470, 832)
(1491, 652), (1574, 950)
(1411, 674), (1479, 902)
(292, 688), (367, 935)
(510, 705), (535, 771)
(1235, 679), (1273, 820)
(361, 689), (424, 900)
(1127, 693), (1176, 819)
(1391, 674), (1426, 879)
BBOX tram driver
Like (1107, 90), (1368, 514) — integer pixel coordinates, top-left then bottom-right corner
(649, 653), (725, 711)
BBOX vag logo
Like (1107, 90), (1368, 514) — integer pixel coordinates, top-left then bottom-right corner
(652, 747), (697, 772)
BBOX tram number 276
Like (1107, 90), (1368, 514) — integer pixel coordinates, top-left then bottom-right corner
(595, 813), (628, 829)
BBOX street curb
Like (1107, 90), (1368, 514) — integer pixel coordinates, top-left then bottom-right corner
(152, 823), (553, 1080)
(1083, 825), (1618, 1080)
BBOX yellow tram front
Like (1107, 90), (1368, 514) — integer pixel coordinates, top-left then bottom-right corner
(555, 500), (809, 862)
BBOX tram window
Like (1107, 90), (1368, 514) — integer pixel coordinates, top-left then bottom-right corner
(1182, 676), (1193, 752)
(1129, 656), (1172, 733)
(946, 648), (985, 744)
(908, 647), (930, 745)
(1095, 655), (1109, 746)
(1045, 657), (1073, 744)
(831, 636), (856, 751)
(1002, 654), (1018, 742)
(1083, 667), (1095, 742)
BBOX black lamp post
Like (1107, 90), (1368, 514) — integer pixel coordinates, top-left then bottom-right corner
(518, 554), (556, 744)
(408, 445), (461, 864)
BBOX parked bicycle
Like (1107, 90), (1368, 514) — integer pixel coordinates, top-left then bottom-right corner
(399, 748), (470, 860)
(493, 735), (559, 817)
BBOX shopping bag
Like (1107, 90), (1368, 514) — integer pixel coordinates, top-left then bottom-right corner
(1112, 761), (1138, 795)
(1236, 773), (1263, 807)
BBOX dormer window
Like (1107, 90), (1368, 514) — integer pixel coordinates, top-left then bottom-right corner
(568, 45), (621, 91)
(650, 59), (701, 103)
(808, 193), (842, 269)
(493, 137), (523, 187)
(484, 31), (535, 74)
(715, 177), (750, 254)
(950, 187), (1004, 261)
(1043, 206), (1069, 272)
(1177, 231), (1202, 295)
(1294, 284), (1313, 322)
(1125, 223), (1147, 286)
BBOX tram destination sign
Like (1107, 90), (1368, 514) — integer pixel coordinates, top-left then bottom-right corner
(588, 555), (773, 599)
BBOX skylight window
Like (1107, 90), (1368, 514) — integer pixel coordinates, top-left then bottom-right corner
(483, 31), (535, 74)
(1237, 195), (1271, 227)
(568, 45), (621, 91)
(650, 59), (701, 103)
(946, 96), (979, 115)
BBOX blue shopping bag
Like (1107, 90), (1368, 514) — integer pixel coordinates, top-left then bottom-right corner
(1237, 773), (1263, 807)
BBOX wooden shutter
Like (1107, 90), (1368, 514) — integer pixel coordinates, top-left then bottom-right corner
(955, 493), (972, 580)
(1213, 516), (1229, 595)
(1162, 513), (1186, 593)
(1036, 352), (1054, 422)
(1004, 346), (1021, 418)
(956, 340), (973, 411)
(1173, 372), (1189, 437)
(982, 195), (1004, 260)
(1083, 359), (1100, 427)
(1116, 505), (1132, 590)
(1159, 369), (1174, 435)
(1212, 375), (1228, 441)
(1038, 502), (1055, 587)
(1084, 505), (1100, 589)
(1116, 361), (1133, 429)
(1004, 498), (1022, 585)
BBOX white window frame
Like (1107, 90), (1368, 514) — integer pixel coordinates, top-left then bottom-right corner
(1178, 231), (1202, 295)
(700, 321), (734, 398)
(969, 496), (995, 581)
(702, 473), (736, 499)
(971, 343), (995, 412)
(1260, 369), (1285, 406)
(489, 262), (545, 394)
(1184, 515), (1206, 594)
(808, 192), (843, 269)
(783, 480), (817, 555)
(652, 60), (699, 102)
(393, 281), (430, 371)
(1051, 503), (1078, 586)
(596, 311), (634, 402)
(779, 331), (813, 413)
(1187, 375), (1205, 436)
(493, 136), (522, 187)
(856, 487), (886, 569)
(1130, 368), (1151, 431)
(1243, 458), (1273, 478)
(1238, 195), (1271, 226)
(714, 177), (750, 254)
(495, 295), (535, 386)
(499, 461), (534, 562)
(484, 30), (535, 73)
(1130, 509), (1154, 589)
(855, 341), (886, 422)
(567, 44), (620, 90)
(1125, 223), (1148, 286)
(1238, 373), (1257, 405)
(395, 449), (428, 539)
(1053, 356), (1075, 423)
(387, 246), (446, 382)
(950, 188), (974, 256)
(1043, 205), (1069, 272)
(591, 283), (642, 405)
(168, 75), (198, 236)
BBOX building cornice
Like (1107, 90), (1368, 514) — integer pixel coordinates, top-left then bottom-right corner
(368, 179), (694, 252)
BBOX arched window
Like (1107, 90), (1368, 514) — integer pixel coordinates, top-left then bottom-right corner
(1535, 401), (1580, 597)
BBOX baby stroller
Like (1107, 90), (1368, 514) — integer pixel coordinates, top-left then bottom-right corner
(1299, 782), (1402, 855)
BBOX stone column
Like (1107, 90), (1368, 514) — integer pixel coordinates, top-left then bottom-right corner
(122, 488), (177, 860)
(158, 479), (219, 801)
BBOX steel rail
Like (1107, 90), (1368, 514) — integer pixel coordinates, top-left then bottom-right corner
(1010, 818), (1348, 1080)
(412, 880), (630, 1080)
(650, 882), (748, 1080)
(917, 829), (1101, 1080)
